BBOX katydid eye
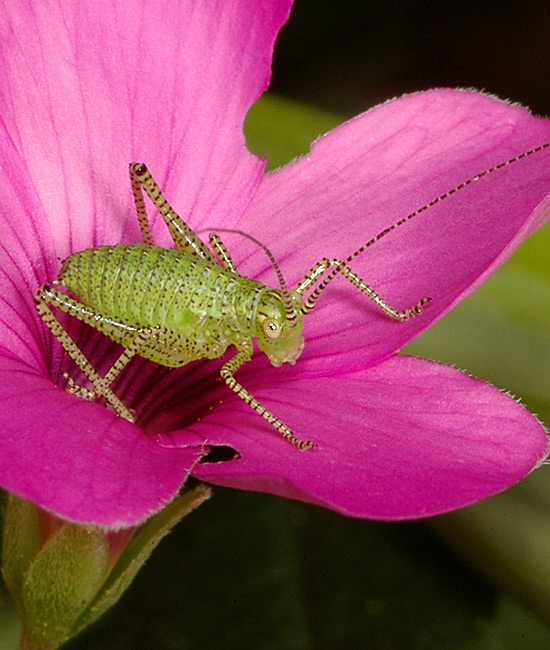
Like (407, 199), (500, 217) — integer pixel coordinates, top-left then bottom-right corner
(263, 318), (281, 339)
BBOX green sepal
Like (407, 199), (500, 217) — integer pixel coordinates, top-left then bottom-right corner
(21, 524), (110, 649)
(2, 494), (41, 610)
(72, 485), (212, 637)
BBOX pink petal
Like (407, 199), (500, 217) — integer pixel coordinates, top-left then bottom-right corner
(0, 0), (292, 256)
(173, 355), (548, 519)
(0, 357), (202, 527)
(0, 127), (55, 370)
(232, 89), (550, 372)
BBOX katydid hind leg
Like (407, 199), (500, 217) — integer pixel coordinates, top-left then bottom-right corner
(130, 163), (154, 245)
(129, 163), (217, 263)
(35, 290), (134, 420)
(35, 286), (157, 421)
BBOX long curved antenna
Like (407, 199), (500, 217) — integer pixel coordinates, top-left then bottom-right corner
(198, 227), (298, 327)
(303, 141), (550, 310)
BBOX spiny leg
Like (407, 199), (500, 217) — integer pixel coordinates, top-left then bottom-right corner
(35, 286), (156, 422)
(64, 327), (156, 405)
(129, 162), (216, 263)
(209, 232), (238, 273)
(220, 343), (314, 451)
(96, 326), (157, 391)
(35, 294), (133, 420)
(295, 258), (430, 320)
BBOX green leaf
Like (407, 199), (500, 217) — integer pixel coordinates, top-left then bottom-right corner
(506, 218), (550, 282)
(432, 469), (550, 626)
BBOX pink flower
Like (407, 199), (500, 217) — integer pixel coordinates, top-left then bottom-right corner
(0, 0), (549, 527)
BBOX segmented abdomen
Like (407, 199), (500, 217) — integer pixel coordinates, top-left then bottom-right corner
(59, 243), (265, 363)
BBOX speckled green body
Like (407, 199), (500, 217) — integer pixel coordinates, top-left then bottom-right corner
(59, 243), (269, 367)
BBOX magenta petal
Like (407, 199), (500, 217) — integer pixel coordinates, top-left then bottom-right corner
(187, 355), (548, 519)
(235, 89), (550, 371)
(0, 144), (205, 526)
(0, 356), (204, 527)
(0, 0), (292, 256)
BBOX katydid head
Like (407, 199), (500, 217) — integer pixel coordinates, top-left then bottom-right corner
(203, 227), (304, 365)
(256, 290), (305, 367)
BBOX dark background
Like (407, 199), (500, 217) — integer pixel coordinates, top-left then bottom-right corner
(65, 1), (550, 648)
(271, 0), (550, 117)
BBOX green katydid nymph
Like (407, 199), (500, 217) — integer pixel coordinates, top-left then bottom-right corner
(39, 159), (479, 451)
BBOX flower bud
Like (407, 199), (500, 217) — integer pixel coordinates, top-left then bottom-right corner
(2, 486), (211, 649)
